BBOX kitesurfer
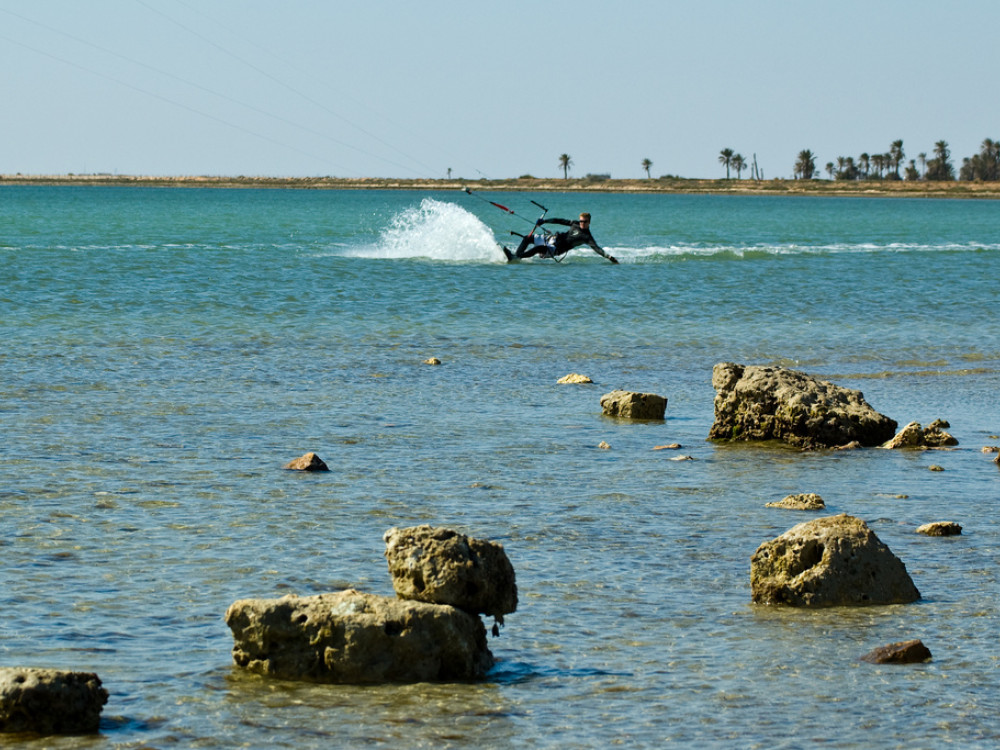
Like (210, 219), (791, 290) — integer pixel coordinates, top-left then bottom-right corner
(507, 212), (618, 263)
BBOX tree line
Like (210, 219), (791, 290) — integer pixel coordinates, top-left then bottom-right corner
(786, 139), (1000, 182)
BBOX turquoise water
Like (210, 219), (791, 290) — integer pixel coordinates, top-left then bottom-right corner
(2, 185), (1000, 747)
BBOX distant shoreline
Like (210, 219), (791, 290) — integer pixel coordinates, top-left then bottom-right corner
(3, 173), (999, 198)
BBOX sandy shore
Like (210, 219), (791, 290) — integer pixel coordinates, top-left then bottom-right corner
(3, 173), (999, 198)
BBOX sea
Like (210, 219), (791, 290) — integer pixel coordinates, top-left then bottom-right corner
(2, 184), (999, 748)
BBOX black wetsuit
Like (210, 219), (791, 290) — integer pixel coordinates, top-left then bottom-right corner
(514, 218), (614, 260)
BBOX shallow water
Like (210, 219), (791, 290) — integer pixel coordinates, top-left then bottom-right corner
(2, 186), (1000, 747)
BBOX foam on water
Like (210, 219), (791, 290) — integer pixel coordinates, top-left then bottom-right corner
(344, 198), (504, 262)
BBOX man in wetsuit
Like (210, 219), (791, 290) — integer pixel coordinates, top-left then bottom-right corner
(507, 212), (618, 263)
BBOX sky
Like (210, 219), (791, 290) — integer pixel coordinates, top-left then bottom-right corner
(2, 0), (998, 180)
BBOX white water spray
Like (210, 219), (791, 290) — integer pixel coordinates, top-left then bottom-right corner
(349, 198), (504, 262)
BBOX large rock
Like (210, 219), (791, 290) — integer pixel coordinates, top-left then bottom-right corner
(751, 514), (920, 607)
(882, 420), (958, 449)
(384, 526), (517, 618)
(709, 363), (897, 448)
(225, 589), (493, 683)
(600, 390), (667, 420)
(0, 668), (108, 735)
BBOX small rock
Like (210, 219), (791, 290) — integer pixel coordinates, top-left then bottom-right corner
(423, 357), (442, 365)
(558, 373), (593, 384)
(0, 668), (108, 735)
(860, 639), (932, 664)
(653, 443), (682, 450)
(283, 452), (329, 471)
(598, 441), (611, 450)
(916, 521), (962, 536)
(766, 493), (826, 510)
(384, 526), (517, 618)
(833, 441), (863, 450)
(981, 446), (999, 453)
(882, 420), (958, 449)
(600, 390), (667, 420)
(669, 455), (695, 461)
(928, 465), (944, 472)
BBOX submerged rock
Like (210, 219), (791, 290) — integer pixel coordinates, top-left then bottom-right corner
(708, 363), (896, 449)
(383, 526), (517, 618)
(0, 668), (108, 735)
(882, 420), (958, 449)
(860, 639), (932, 664)
(766, 493), (826, 510)
(225, 589), (493, 683)
(916, 521), (963, 536)
(558, 373), (593, 384)
(600, 390), (667, 420)
(750, 513), (920, 607)
(283, 452), (329, 471)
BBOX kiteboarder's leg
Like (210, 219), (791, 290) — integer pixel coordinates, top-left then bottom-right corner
(514, 233), (536, 259)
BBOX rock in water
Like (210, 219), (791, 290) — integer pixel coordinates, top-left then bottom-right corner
(916, 521), (962, 536)
(751, 514), (920, 607)
(0, 668), (108, 735)
(766, 493), (826, 510)
(709, 363), (897, 448)
(283, 452), (329, 471)
(882, 420), (959, 449)
(600, 390), (667, 420)
(383, 526), (517, 618)
(225, 590), (493, 683)
(860, 639), (932, 664)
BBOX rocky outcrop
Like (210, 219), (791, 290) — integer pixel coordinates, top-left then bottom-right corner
(766, 493), (826, 510)
(916, 521), (962, 536)
(600, 390), (667, 420)
(0, 668), (108, 735)
(225, 589), (493, 683)
(384, 526), (517, 619)
(558, 373), (593, 384)
(751, 514), (920, 607)
(882, 420), (958, 449)
(709, 363), (896, 448)
(283, 452), (329, 471)
(860, 639), (932, 664)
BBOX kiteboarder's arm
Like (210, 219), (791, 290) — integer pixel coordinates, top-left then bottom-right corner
(538, 217), (572, 227)
(587, 237), (618, 264)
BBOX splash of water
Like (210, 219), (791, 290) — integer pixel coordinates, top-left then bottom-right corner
(353, 198), (504, 262)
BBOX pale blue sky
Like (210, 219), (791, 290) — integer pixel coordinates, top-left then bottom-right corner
(2, 0), (997, 179)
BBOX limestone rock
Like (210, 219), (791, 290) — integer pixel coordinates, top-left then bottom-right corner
(709, 363), (896, 449)
(653, 443), (682, 450)
(766, 492), (826, 510)
(558, 373), (593, 384)
(916, 521), (962, 536)
(882, 420), (958, 449)
(283, 452), (329, 471)
(423, 357), (441, 365)
(860, 639), (932, 664)
(750, 513), (920, 607)
(600, 390), (667, 420)
(225, 589), (493, 683)
(0, 668), (108, 735)
(384, 526), (517, 618)
(598, 441), (611, 450)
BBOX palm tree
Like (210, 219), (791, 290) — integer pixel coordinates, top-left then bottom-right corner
(889, 139), (904, 179)
(641, 158), (653, 178)
(558, 154), (573, 179)
(732, 154), (746, 179)
(858, 153), (870, 180)
(918, 152), (927, 178)
(925, 141), (954, 181)
(794, 150), (816, 179)
(718, 148), (735, 179)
